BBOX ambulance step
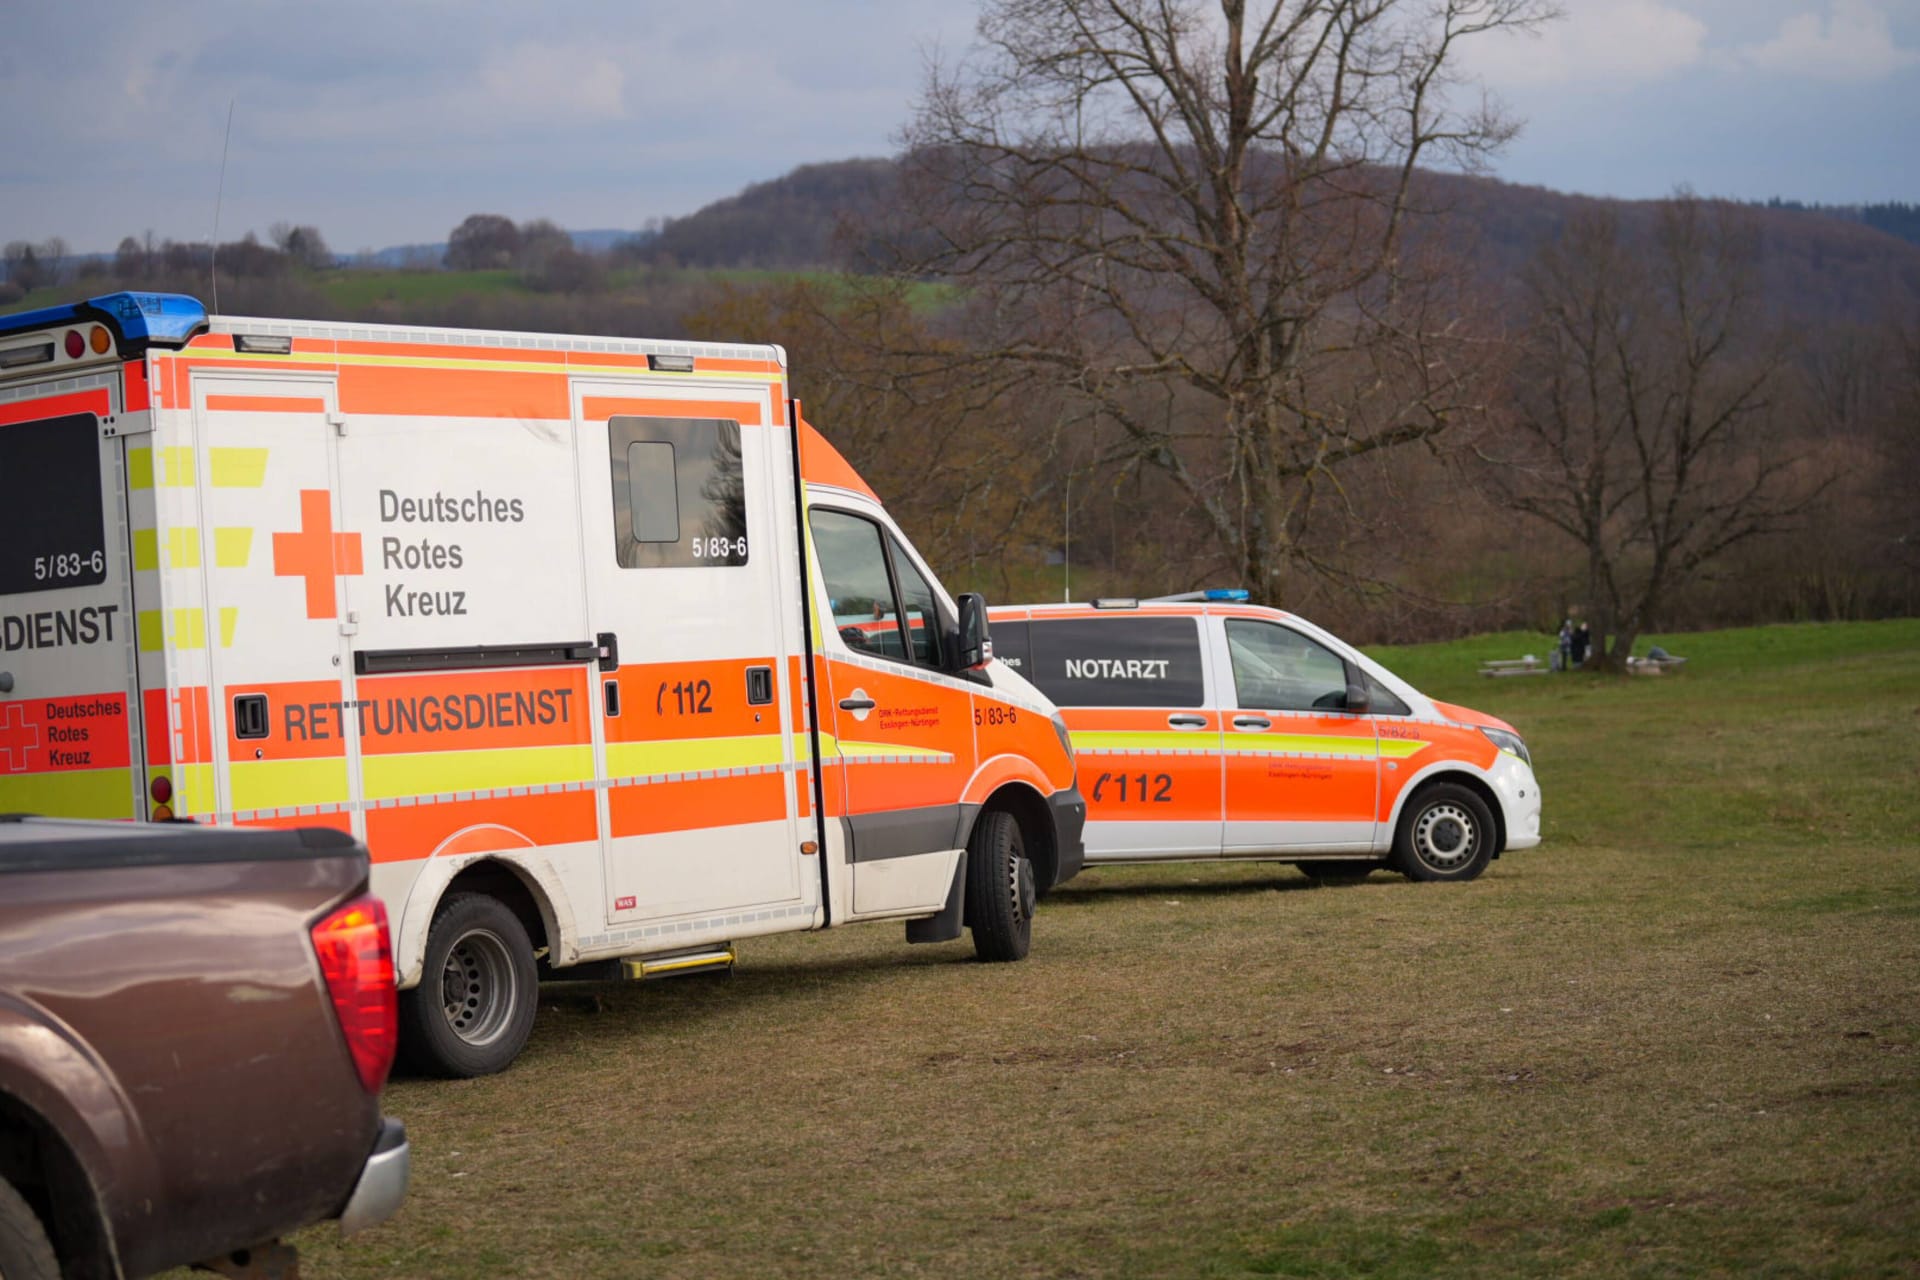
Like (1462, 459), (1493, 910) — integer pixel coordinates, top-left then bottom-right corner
(621, 946), (735, 981)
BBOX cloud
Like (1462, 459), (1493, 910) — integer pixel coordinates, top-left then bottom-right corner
(1466, 0), (1710, 87)
(1733, 0), (1920, 80)
(477, 44), (628, 121)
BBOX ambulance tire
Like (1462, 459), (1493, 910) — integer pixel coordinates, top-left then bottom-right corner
(400, 893), (539, 1078)
(967, 809), (1034, 963)
(1296, 859), (1377, 882)
(1391, 784), (1495, 882)
(0, 1177), (59, 1280)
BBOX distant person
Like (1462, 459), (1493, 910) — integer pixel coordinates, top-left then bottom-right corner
(1570, 622), (1591, 668)
(1554, 619), (1572, 673)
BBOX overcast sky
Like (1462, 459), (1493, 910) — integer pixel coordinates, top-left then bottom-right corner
(3, 0), (1915, 255)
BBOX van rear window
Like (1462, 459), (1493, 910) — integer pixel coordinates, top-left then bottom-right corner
(1024, 617), (1205, 708)
(0, 413), (106, 595)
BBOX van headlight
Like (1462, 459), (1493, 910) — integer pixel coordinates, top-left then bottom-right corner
(1480, 727), (1531, 767)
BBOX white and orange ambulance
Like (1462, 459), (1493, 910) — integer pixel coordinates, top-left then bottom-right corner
(989, 593), (1540, 881)
(0, 292), (1084, 1075)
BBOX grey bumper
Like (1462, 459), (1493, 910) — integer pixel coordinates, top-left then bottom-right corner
(339, 1117), (409, 1236)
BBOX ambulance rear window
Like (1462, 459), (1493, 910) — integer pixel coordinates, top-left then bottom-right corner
(608, 416), (748, 568)
(0, 413), (107, 596)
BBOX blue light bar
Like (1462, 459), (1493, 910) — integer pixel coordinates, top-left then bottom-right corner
(0, 292), (207, 349)
(1204, 588), (1251, 601)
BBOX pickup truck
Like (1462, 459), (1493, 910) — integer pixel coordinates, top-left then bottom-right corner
(0, 816), (409, 1280)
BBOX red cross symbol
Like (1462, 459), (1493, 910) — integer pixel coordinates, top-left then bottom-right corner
(0, 703), (41, 773)
(272, 489), (363, 619)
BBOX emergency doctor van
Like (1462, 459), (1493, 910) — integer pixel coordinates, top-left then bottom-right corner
(990, 595), (1539, 882)
(0, 293), (1085, 1076)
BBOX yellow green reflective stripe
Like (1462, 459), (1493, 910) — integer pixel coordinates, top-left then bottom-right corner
(362, 745), (594, 801)
(1070, 730), (1215, 752)
(606, 735), (790, 777)
(165, 763), (218, 816)
(1071, 729), (1428, 757)
(209, 447), (268, 487)
(229, 758), (350, 812)
(0, 769), (135, 820)
(836, 739), (928, 758)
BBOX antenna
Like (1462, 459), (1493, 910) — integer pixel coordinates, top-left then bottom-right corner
(1062, 469), (1072, 603)
(209, 99), (234, 313)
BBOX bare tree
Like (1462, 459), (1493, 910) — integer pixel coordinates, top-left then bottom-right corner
(900, 0), (1553, 601)
(1492, 197), (1825, 669)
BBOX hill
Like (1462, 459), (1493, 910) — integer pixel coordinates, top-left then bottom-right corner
(633, 157), (1920, 324)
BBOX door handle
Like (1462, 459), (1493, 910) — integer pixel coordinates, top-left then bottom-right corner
(839, 697), (877, 711)
(1167, 714), (1207, 729)
(1233, 715), (1271, 730)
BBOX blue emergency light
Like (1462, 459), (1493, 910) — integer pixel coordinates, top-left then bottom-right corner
(0, 292), (209, 350)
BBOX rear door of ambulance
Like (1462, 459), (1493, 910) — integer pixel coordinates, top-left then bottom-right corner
(571, 368), (817, 937)
(0, 367), (142, 819)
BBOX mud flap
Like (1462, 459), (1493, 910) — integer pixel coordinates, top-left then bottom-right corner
(905, 849), (967, 944)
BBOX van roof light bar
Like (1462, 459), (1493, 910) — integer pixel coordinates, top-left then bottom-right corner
(0, 292), (209, 355)
(1090, 597), (1139, 609)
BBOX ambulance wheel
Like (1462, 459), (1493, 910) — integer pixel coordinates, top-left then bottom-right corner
(967, 809), (1034, 963)
(1296, 859), (1377, 882)
(400, 893), (538, 1078)
(0, 1177), (59, 1280)
(1391, 784), (1494, 882)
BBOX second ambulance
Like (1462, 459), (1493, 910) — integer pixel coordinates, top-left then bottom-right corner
(990, 594), (1540, 881)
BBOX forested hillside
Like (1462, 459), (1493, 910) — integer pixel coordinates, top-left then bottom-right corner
(5, 156), (1915, 647)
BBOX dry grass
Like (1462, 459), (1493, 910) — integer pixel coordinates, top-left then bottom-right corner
(272, 620), (1919, 1278)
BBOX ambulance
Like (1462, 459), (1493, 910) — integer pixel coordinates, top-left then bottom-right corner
(0, 293), (1085, 1076)
(989, 594), (1540, 881)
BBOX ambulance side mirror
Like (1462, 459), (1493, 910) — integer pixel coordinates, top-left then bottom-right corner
(1344, 682), (1371, 714)
(953, 593), (992, 673)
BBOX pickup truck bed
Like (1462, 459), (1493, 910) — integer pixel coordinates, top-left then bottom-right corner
(0, 816), (407, 1280)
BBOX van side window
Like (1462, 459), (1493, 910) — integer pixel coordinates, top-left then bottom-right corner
(1226, 620), (1351, 711)
(888, 536), (943, 668)
(809, 509), (912, 663)
(1366, 675), (1411, 716)
(1025, 617), (1205, 708)
(607, 416), (748, 568)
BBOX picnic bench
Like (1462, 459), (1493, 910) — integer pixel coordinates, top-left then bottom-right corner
(1478, 656), (1550, 677)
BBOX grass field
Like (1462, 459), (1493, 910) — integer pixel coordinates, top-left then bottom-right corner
(274, 619), (1918, 1279)
(1, 266), (957, 320)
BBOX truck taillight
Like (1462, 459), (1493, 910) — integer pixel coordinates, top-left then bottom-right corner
(311, 896), (399, 1094)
